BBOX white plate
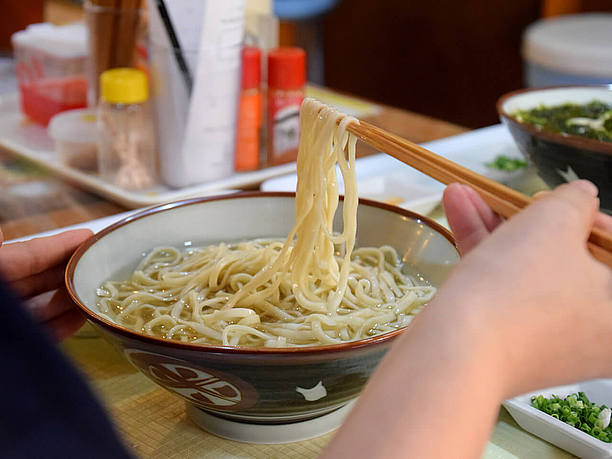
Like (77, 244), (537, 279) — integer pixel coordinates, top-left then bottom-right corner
(261, 124), (526, 214)
(504, 379), (612, 458)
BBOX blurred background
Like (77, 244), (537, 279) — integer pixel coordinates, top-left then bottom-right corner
(318, 0), (612, 127)
(1, 0), (611, 128)
(0, 0), (611, 239)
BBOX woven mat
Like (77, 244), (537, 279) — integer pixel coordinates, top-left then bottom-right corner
(61, 328), (573, 459)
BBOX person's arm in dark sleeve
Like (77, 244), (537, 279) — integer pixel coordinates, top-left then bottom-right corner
(0, 227), (132, 458)
(0, 277), (133, 458)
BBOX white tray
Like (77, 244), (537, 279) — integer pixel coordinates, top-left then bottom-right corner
(0, 88), (381, 209)
(262, 124), (534, 215)
(504, 380), (612, 458)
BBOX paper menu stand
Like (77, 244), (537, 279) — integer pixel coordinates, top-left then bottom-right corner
(148, 0), (245, 188)
(181, 0), (244, 186)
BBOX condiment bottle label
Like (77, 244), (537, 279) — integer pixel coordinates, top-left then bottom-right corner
(268, 94), (304, 165)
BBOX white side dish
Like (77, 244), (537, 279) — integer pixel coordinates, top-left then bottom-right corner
(504, 379), (612, 458)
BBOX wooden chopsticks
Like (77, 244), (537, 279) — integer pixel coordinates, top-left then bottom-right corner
(345, 119), (612, 266)
(88, 0), (141, 100)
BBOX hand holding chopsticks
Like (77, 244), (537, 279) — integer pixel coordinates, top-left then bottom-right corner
(345, 119), (612, 267)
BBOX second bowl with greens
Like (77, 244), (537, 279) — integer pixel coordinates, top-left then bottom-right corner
(497, 85), (612, 211)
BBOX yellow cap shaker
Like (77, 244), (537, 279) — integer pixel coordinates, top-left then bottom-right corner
(97, 67), (156, 190)
(100, 68), (148, 104)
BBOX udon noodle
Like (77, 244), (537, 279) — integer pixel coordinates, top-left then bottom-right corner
(97, 99), (436, 347)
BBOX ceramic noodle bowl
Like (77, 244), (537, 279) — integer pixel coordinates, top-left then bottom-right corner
(66, 193), (459, 437)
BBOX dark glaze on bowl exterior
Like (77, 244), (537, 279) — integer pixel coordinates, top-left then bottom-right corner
(94, 325), (386, 422)
(66, 192), (458, 423)
(497, 86), (612, 212)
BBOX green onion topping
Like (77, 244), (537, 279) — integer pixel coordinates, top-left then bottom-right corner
(485, 155), (528, 172)
(531, 392), (612, 443)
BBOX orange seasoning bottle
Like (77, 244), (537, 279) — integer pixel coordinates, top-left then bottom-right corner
(266, 47), (306, 166)
(234, 46), (262, 171)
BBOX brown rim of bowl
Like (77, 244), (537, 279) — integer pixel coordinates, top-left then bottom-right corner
(496, 85), (612, 156)
(65, 191), (456, 355)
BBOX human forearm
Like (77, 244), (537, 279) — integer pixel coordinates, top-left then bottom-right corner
(324, 181), (612, 458)
(322, 294), (505, 458)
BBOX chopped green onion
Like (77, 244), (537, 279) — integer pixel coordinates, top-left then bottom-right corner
(531, 393), (612, 443)
(598, 408), (611, 429)
(485, 155), (528, 172)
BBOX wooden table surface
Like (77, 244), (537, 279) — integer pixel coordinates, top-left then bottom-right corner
(0, 97), (466, 241)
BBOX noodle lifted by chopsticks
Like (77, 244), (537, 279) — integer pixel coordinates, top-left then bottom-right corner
(97, 99), (435, 347)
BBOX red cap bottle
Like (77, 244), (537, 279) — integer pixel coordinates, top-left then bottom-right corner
(267, 47), (306, 166)
(268, 48), (306, 90)
(241, 46), (261, 90)
(235, 46), (262, 171)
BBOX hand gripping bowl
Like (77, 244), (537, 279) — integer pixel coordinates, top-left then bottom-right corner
(497, 85), (612, 212)
(66, 192), (459, 443)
